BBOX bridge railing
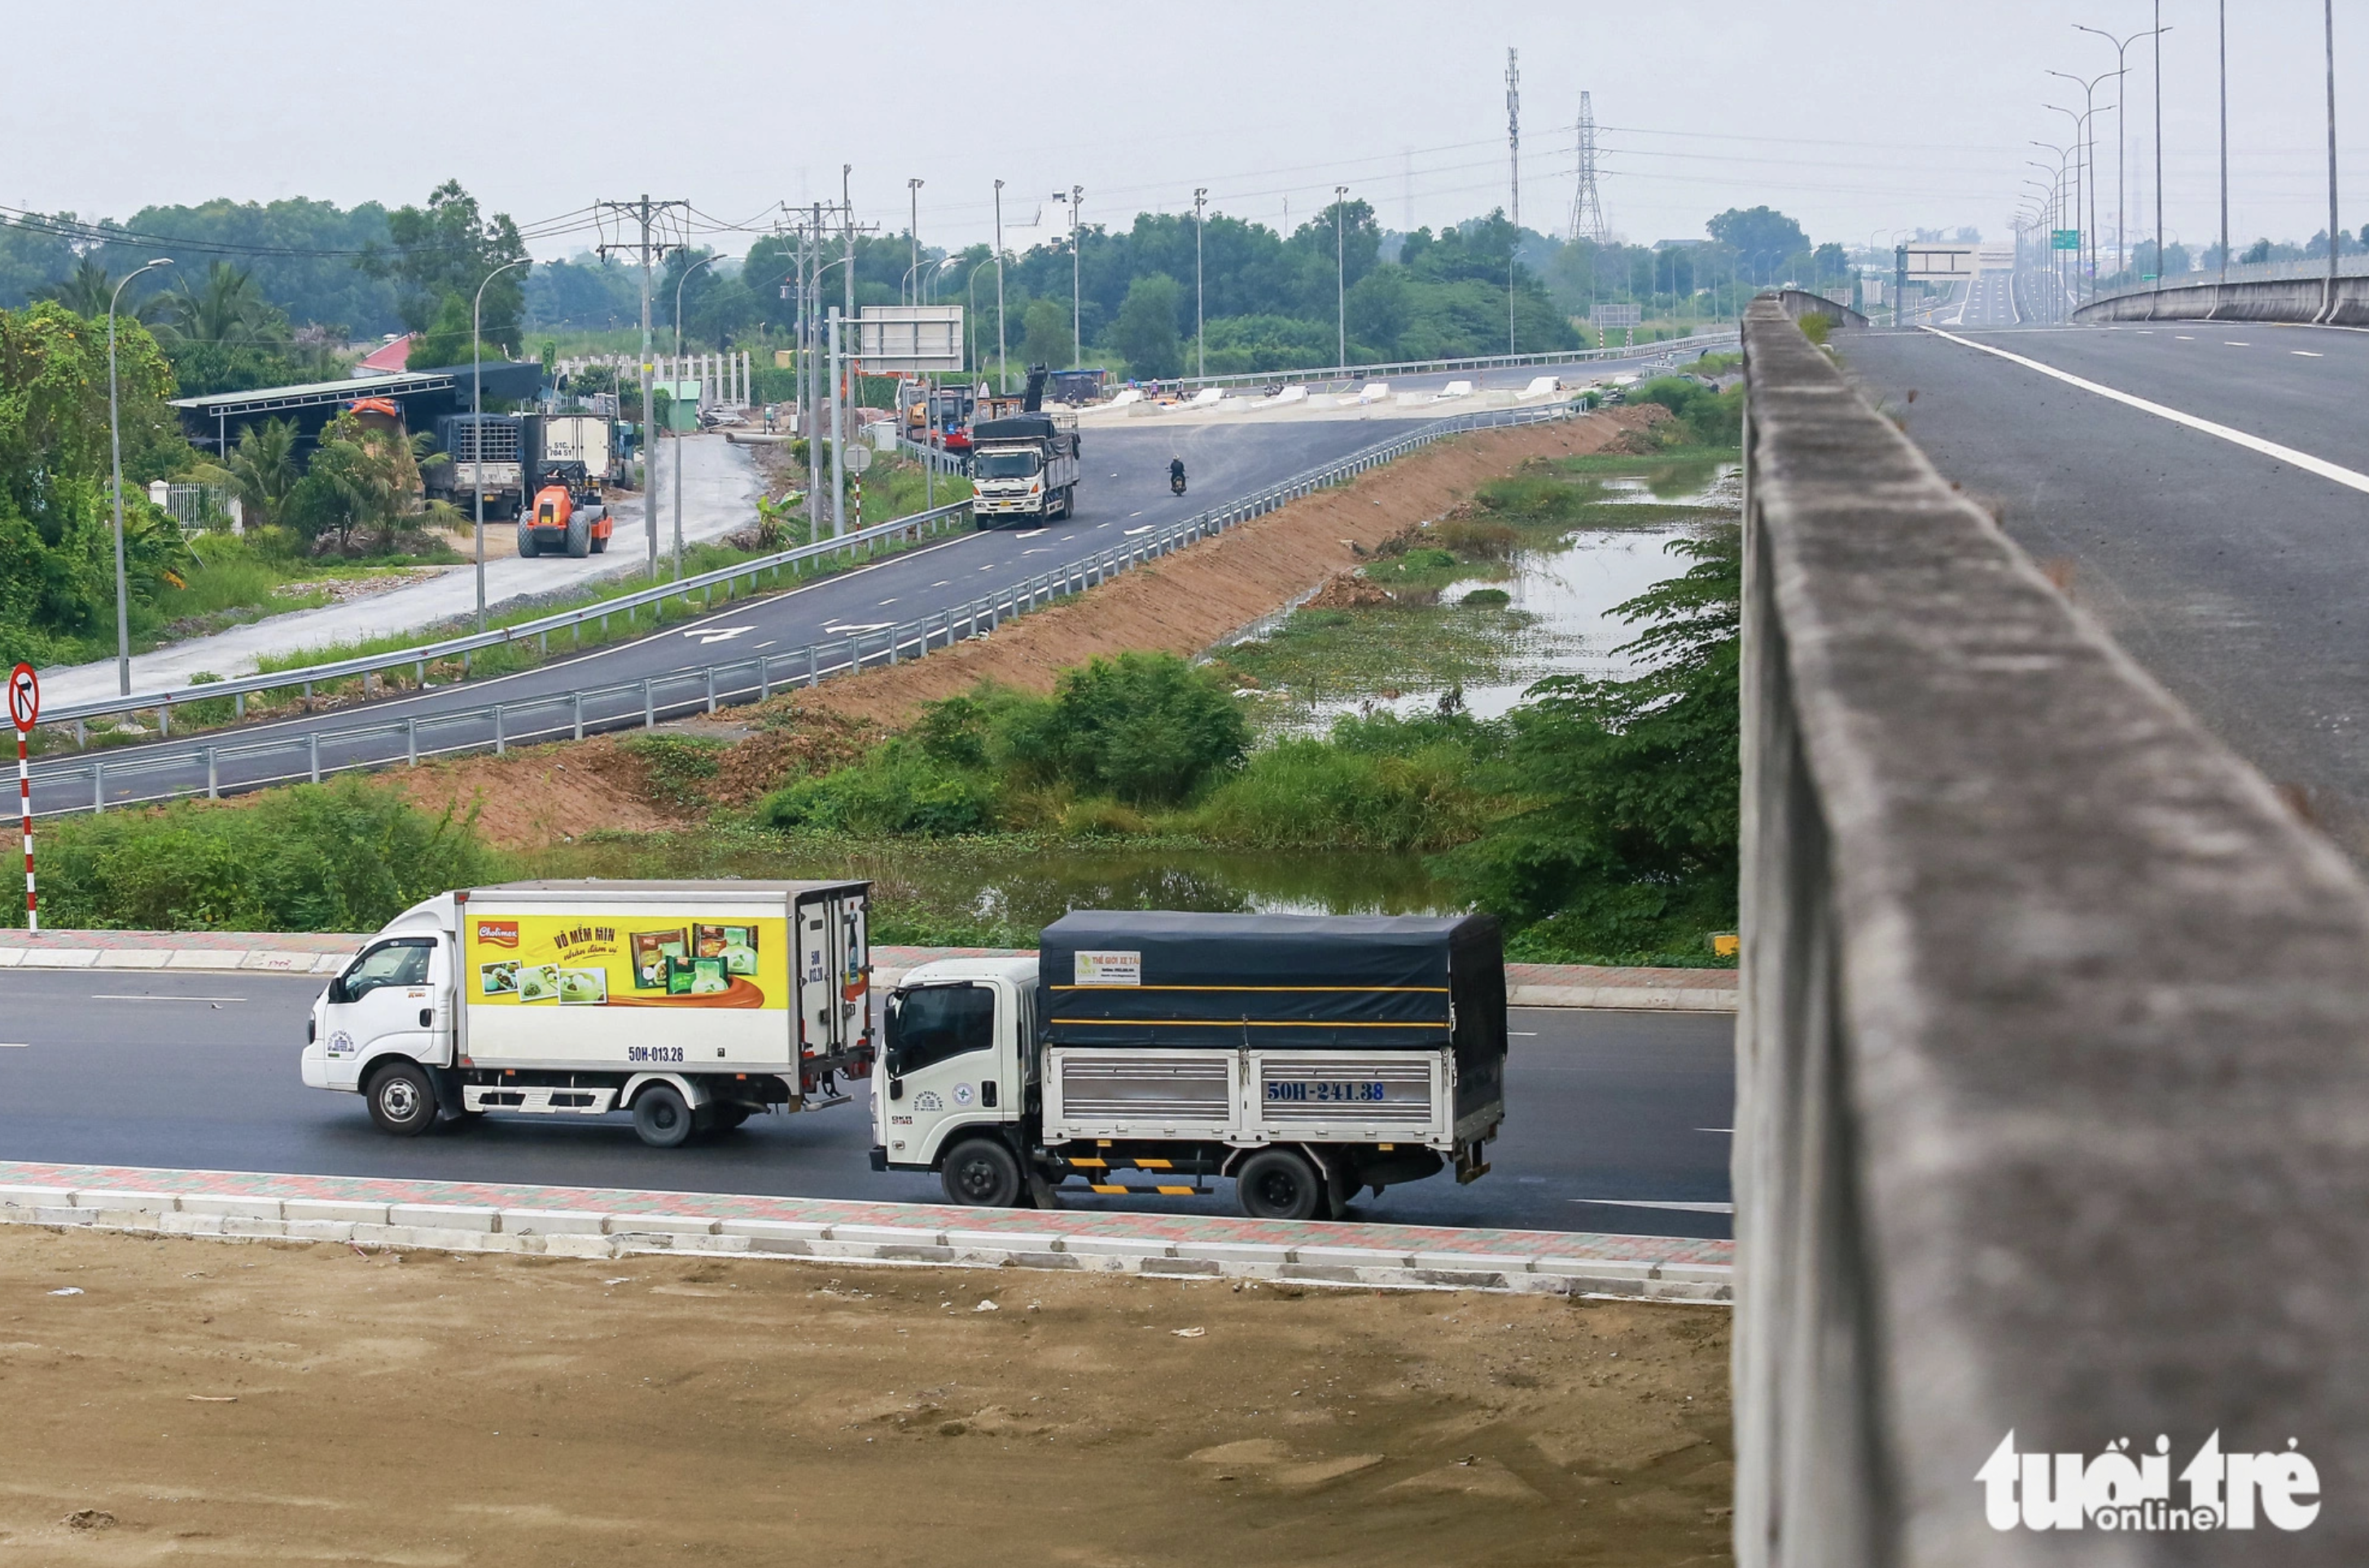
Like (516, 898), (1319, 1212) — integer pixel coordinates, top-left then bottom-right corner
(1734, 296), (2369, 1563)
(28, 403), (1578, 817)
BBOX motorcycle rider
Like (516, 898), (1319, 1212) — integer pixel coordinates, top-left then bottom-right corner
(1169, 456), (1186, 492)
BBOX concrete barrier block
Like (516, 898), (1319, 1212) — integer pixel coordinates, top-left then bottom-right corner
(221, 1215), (289, 1237)
(1290, 1245), (1414, 1268)
(1652, 1262), (1735, 1287)
(499, 1208), (608, 1236)
(1175, 1242), (1293, 1266)
(1053, 1235), (1170, 1259)
(313, 953), (353, 973)
(1412, 1252), (1536, 1275)
(944, 1230), (1062, 1254)
(179, 1195), (283, 1220)
(1278, 1264), (1367, 1284)
(159, 1212), (228, 1236)
(869, 1243), (958, 1264)
(830, 1224), (946, 1248)
(600, 1214), (719, 1237)
(719, 1218), (830, 1245)
(70, 1189), (182, 1215)
(29, 1206), (88, 1226)
(539, 1233), (618, 1259)
(1141, 1256), (1223, 1277)
(94, 950), (170, 970)
(165, 949), (251, 970)
(1534, 1256), (1654, 1281)
(0, 947), (21, 966)
(284, 1220), (359, 1242)
(388, 1203), (500, 1233)
(240, 950), (320, 972)
(17, 948), (99, 968)
(1007, 1250), (1079, 1271)
(0, 1185), (77, 1210)
(285, 1199), (390, 1226)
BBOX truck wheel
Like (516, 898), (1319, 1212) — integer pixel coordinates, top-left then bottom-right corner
(1235, 1149), (1323, 1220)
(515, 523), (538, 558)
(941, 1138), (1022, 1207)
(632, 1083), (695, 1148)
(565, 513), (590, 558)
(365, 1062), (437, 1137)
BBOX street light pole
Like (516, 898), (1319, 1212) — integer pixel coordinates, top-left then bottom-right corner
(108, 256), (171, 697)
(907, 178), (923, 306)
(472, 256), (530, 633)
(671, 252), (722, 584)
(1334, 184), (1349, 369)
(2325, 0), (2341, 312)
(2219, 0), (2230, 283)
(993, 179), (1008, 394)
(2073, 26), (2167, 283)
(1193, 186), (1207, 383)
(1069, 185), (1084, 370)
(2154, 0), (2165, 296)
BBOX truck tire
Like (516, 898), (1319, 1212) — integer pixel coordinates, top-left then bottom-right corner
(940, 1138), (1022, 1207)
(515, 523), (538, 558)
(565, 512), (590, 558)
(365, 1061), (437, 1137)
(1235, 1148), (1323, 1220)
(632, 1083), (695, 1148)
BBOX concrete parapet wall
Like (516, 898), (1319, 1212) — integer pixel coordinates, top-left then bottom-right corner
(1733, 298), (2369, 1564)
(2073, 273), (2369, 326)
(1770, 288), (1868, 330)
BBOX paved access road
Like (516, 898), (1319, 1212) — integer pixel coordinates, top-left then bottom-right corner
(31, 340), (1723, 817)
(1844, 320), (2369, 856)
(1951, 269), (2019, 328)
(0, 970), (1735, 1238)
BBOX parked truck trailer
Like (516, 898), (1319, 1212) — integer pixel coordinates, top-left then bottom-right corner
(874, 911), (1506, 1218)
(303, 880), (874, 1146)
(427, 414), (526, 519)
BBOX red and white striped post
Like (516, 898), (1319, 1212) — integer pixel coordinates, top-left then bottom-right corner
(8, 663), (37, 936)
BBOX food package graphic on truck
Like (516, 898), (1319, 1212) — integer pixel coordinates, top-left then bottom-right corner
(303, 880), (872, 1146)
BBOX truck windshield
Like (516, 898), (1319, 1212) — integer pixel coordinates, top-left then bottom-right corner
(974, 451), (1041, 480)
(886, 983), (995, 1075)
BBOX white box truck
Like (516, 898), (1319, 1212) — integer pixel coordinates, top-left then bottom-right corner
(302, 880), (873, 1146)
(873, 911), (1506, 1219)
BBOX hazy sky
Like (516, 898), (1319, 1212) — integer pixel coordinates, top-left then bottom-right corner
(7, 2), (2364, 259)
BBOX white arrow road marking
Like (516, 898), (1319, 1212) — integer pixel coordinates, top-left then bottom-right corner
(821, 621), (893, 635)
(1570, 1199), (1734, 1214)
(682, 625), (755, 645)
(1921, 326), (2369, 497)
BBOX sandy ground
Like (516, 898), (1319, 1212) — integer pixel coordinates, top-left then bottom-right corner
(0, 1224), (1732, 1566)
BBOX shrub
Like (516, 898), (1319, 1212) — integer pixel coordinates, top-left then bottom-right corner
(1189, 733), (1487, 852)
(755, 745), (997, 836)
(1006, 652), (1248, 807)
(21, 777), (501, 933)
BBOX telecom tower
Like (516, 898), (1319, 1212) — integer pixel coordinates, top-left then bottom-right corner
(1505, 49), (1521, 227)
(1568, 91), (1609, 246)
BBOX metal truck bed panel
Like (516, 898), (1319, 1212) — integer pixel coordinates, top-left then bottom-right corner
(1044, 1045), (1464, 1148)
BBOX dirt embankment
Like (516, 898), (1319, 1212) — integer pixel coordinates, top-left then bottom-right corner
(0, 1224), (1734, 1566)
(781, 406), (1667, 729)
(380, 409), (1665, 849)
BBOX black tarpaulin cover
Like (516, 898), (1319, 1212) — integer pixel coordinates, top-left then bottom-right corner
(1036, 910), (1503, 1053)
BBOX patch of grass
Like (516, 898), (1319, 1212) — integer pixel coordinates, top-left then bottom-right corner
(1211, 600), (1542, 709)
(621, 734), (729, 812)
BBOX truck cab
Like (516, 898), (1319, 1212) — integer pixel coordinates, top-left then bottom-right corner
(875, 957), (1036, 1200)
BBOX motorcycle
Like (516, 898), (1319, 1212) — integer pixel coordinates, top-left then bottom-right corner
(1170, 471), (1187, 496)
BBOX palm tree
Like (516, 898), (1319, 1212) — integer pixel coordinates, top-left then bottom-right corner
(39, 257), (166, 322)
(155, 261), (291, 348)
(224, 417), (301, 531)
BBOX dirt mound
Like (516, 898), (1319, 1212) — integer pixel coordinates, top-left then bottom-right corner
(383, 735), (689, 849)
(766, 406), (1664, 728)
(1305, 574), (1397, 610)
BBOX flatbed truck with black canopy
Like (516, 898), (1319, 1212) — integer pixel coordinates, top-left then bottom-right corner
(870, 912), (1507, 1219)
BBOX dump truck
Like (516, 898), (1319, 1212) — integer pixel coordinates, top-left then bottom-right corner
(516, 482), (612, 558)
(968, 411), (1082, 523)
(873, 911), (1507, 1219)
(301, 880), (874, 1147)
(427, 414), (526, 519)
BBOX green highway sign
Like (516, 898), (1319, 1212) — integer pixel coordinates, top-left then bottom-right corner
(2051, 230), (2081, 251)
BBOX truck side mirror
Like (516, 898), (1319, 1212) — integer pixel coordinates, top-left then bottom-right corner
(326, 978), (348, 1005)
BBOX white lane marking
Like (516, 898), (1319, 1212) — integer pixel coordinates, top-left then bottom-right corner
(2293, 350), (2325, 357)
(1013, 529), (1046, 538)
(2222, 340), (2251, 347)
(0, 1043), (26, 1049)
(89, 995), (247, 1003)
(1022, 548), (1051, 554)
(877, 598), (897, 606)
(1697, 1128), (1734, 1134)
(1128, 510), (1144, 518)
(1921, 326), (2369, 497)
(1124, 526), (1154, 537)
(2174, 334), (2196, 339)
(681, 625), (754, 645)
(931, 580), (951, 588)
(1572, 1199), (1735, 1214)
(979, 563), (997, 571)
(1510, 1031), (1539, 1036)
(754, 640), (775, 650)
(821, 620), (892, 635)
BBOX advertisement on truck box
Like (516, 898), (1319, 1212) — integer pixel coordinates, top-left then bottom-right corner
(462, 912), (791, 1012)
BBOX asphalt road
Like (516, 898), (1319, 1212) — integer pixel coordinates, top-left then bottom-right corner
(34, 339), (1724, 817)
(1842, 318), (2369, 855)
(1951, 269), (2019, 328)
(0, 970), (1735, 1238)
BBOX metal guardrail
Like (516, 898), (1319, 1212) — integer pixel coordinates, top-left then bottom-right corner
(1171, 332), (1738, 392)
(42, 497), (982, 736)
(1734, 296), (2369, 1562)
(28, 402), (1579, 817)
